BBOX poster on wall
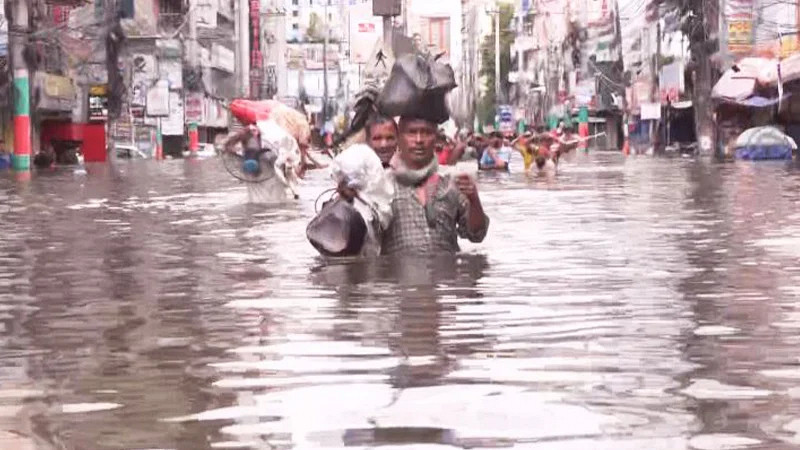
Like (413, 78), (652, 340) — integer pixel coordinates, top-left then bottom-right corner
(159, 59), (183, 90)
(161, 91), (184, 136)
(146, 80), (170, 117)
(185, 92), (204, 123)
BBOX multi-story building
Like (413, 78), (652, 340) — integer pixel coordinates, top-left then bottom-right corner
(511, 0), (622, 148)
(0, 0), (250, 161)
(121, 0), (237, 156)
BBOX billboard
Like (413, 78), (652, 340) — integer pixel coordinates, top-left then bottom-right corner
(349, 2), (382, 64)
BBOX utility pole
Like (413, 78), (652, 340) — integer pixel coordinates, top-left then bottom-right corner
(485, 6), (502, 106)
(187, 0), (199, 153)
(323, 0), (330, 127)
(613, 0), (629, 153)
(383, 16), (392, 56)
(10, 0), (30, 173)
(653, 5), (662, 149)
(495, 9), (501, 104)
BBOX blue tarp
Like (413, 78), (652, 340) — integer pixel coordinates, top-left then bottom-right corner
(735, 145), (793, 161)
(730, 93), (792, 108)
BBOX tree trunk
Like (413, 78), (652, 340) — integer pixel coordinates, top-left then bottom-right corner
(694, 0), (719, 155)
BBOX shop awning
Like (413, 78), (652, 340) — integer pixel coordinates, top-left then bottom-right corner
(712, 58), (774, 102)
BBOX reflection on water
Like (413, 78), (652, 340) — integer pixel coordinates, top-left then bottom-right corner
(2, 155), (800, 448)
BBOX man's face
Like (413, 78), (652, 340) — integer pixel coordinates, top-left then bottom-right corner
(367, 121), (398, 166)
(398, 118), (437, 169)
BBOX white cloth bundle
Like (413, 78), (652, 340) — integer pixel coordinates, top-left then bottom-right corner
(330, 144), (395, 256)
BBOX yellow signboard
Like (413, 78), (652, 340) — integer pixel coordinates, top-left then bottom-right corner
(43, 74), (75, 100)
(728, 19), (753, 54)
(780, 35), (799, 59)
(89, 85), (108, 96)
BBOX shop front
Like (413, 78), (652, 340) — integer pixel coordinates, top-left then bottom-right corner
(36, 73), (79, 163)
(36, 73), (108, 163)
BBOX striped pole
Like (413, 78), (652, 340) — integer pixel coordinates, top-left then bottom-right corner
(188, 122), (199, 152)
(156, 118), (163, 160)
(11, 0), (30, 172)
(12, 69), (30, 171)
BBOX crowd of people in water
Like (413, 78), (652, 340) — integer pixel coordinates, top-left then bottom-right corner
(355, 115), (583, 174)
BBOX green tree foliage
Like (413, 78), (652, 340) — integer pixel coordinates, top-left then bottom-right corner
(306, 12), (323, 42)
(478, 3), (514, 126)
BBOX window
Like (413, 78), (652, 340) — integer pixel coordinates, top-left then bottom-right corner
(293, 10), (299, 16)
(159, 0), (182, 14)
(292, 0), (299, 4)
(419, 17), (450, 56)
(293, 23), (299, 30)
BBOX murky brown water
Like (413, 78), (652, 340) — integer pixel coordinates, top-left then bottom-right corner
(2, 153), (800, 449)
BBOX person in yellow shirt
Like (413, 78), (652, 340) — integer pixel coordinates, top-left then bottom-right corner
(512, 131), (534, 170)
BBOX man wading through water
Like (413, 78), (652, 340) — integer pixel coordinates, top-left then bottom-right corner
(381, 117), (489, 255)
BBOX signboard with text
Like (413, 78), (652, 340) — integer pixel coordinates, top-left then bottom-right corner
(349, 1), (383, 64)
(161, 91), (185, 136)
(88, 85), (108, 121)
(728, 15), (753, 55)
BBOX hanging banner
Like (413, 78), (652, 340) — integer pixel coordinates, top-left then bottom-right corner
(250, 0), (263, 96)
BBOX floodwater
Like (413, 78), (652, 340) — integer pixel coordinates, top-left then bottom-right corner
(2, 153), (800, 449)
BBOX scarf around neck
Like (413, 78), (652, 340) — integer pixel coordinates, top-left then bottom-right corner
(390, 153), (439, 187)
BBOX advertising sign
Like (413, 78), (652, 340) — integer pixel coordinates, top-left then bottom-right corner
(88, 85), (108, 121)
(349, 1), (382, 64)
(185, 92), (204, 122)
(161, 91), (185, 136)
(498, 105), (514, 133)
(211, 44), (235, 73)
(146, 80), (170, 117)
(728, 15), (753, 55)
(659, 61), (684, 103)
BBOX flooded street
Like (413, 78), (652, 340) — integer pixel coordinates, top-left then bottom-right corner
(3, 153), (800, 449)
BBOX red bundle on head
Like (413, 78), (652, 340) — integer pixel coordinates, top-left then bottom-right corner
(229, 99), (275, 124)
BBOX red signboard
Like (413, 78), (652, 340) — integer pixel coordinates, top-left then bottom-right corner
(358, 23), (375, 33)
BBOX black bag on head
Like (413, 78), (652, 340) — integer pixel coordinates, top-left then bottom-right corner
(377, 54), (457, 125)
(306, 198), (368, 257)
